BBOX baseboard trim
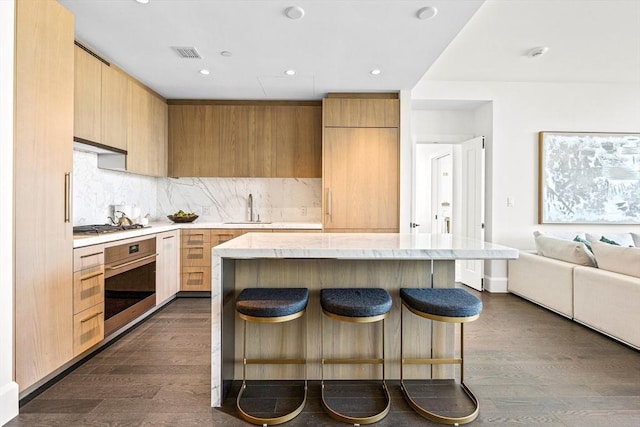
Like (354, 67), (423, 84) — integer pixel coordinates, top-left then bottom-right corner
(484, 275), (508, 293)
(0, 381), (19, 425)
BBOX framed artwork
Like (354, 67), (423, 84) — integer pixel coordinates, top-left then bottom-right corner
(538, 131), (640, 224)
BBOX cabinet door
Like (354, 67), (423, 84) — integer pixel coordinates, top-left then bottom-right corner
(169, 104), (219, 177)
(274, 105), (322, 178)
(323, 98), (399, 128)
(127, 82), (167, 176)
(15, 0), (74, 392)
(74, 44), (102, 142)
(101, 63), (128, 151)
(156, 231), (180, 305)
(323, 127), (399, 231)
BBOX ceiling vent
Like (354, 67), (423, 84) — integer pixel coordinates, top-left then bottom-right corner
(171, 46), (202, 59)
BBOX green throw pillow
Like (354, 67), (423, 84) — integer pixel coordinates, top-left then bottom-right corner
(600, 236), (621, 246)
(574, 236), (593, 253)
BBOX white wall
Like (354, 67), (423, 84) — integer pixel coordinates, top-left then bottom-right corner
(0, 0), (19, 423)
(411, 80), (640, 251)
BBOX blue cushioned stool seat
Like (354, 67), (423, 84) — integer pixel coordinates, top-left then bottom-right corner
(321, 288), (392, 318)
(400, 288), (482, 318)
(236, 288), (309, 318)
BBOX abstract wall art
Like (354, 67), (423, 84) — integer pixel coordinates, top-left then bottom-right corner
(538, 131), (640, 224)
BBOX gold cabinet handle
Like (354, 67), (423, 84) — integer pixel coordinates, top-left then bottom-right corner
(64, 172), (71, 223)
(80, 271), (104, 281)
(326, 187), (332, 219)
(80, 311), (103, 324)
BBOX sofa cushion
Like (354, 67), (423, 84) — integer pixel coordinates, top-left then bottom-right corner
(586, 233), (635, 247)
(533, 232), (596, 266)
(536, 231), (586, 240)
(591, 241), (640, 278)
(632, 233), (640, 247)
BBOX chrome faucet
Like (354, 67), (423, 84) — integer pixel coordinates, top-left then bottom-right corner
(248, 193), (254, 222)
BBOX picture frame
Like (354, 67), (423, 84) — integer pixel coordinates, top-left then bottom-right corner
(538, 131), (640, 224)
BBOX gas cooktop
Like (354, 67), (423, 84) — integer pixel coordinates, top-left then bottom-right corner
(73, 224), (146, 235)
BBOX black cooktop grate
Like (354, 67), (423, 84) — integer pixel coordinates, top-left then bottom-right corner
(73, 224), (145, 235)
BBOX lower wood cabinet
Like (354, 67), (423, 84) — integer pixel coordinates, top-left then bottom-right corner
(72, 245), (105, 356)
(156, 230), (180, 304)
(180, 229), (212, 291)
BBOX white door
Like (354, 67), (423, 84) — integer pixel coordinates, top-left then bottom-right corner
(431, 154), (453, 233)
(459, 136), (485, 290)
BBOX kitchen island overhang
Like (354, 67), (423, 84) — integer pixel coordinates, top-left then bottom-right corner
(211, 232), (519, 407)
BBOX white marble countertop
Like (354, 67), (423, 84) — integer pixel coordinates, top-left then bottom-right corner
(73, 221), (322, 248)
(213, 232), (519, 260)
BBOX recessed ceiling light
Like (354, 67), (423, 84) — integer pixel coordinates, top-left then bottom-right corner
(285, 6), (305, 20)
(135, 0), (150, 4)
(285, 69), (296, 76)
(416, 6), (437, 20)
(370, 69), (382, 75)
(527, 46), (549, 58)
(199, 69), (210, 75)
(220, 51), (233, 57)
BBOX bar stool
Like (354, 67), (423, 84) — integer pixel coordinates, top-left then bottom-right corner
(320, 288), (392, 425)
(400, 287), (482, 425)
(235, 288), (309, 426)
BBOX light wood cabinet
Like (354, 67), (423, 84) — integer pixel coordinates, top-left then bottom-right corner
(15, 0), (75, 392)
(156, 230), (180, 305)
(127, 80), (167, 177)
(74, 44), (102, 143)
(323, 97), (399, 128)
(101, 63), (128, 151)
(180, 229), (212, 291)
(322, 95), (400, 232)
(168, 102), (321, 178)
(72, 245), (105, 356)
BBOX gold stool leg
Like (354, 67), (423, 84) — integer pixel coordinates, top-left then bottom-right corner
(321, 314), (391, 425)
(400, 303), (479, 425)
(236, 313), (308, 426)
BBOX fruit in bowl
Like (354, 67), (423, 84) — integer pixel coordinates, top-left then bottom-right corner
(167, 210), (199, 223)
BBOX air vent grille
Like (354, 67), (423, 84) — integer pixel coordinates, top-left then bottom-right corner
(172, 46), (202, 59)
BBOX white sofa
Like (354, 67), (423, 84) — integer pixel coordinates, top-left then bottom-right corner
(508, 232), (640, 350)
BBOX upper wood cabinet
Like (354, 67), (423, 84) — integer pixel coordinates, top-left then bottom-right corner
(168, 102), (321, 178)
(322, 94), (400, 232)
(323, 97), (399, 128)
(74, 45), (102, 143)
(127, 80), (167, 177)
(101, 63), (128, 151)
(15, 0), (75, 392)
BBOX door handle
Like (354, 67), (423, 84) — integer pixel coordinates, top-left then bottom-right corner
(410, 222), (421, 228)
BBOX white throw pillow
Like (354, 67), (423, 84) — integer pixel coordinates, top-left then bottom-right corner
(535, 231), (586, 240)
(533, 232), (597, 266)
(591, 241), (640, 278)
(586, 233), (635, 247)
(632, 233), (640, 247)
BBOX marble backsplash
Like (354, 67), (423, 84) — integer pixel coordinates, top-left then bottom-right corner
(73, 150), (322, 225)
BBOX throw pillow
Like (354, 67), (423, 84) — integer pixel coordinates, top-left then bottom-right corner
(591, 241), (640, 278)
(534, 233), (597, 266)
(632, 233), (640, 247)
(600, 236), (620, 245)
(586, 233), (635, 247)
(573, 236), (593, 253)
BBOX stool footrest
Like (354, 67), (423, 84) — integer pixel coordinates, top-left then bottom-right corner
(237, 380), (308, 426)
(403, 357), (462, 365)
(322, 358), (384, 365)
(322, 380), (391, 425)
(245, 358), (306, 365)
(401, 380), (479, 425)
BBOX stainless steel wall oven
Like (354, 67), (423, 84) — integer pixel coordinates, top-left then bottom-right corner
(104, 237), (157, 336)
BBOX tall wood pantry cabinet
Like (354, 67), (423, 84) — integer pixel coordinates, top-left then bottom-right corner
(14, 0), (75, 393)
(322, 95), (400, 232)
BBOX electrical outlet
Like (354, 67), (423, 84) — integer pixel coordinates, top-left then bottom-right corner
(300, 207), (307, 217)
(202, 206), (211, 215)
(506, 197), (514, 208)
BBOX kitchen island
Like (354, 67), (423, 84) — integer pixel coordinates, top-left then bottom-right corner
(211, 232), (519, 406)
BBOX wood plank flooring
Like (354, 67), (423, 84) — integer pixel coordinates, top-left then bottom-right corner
(7, 292), (640, 426)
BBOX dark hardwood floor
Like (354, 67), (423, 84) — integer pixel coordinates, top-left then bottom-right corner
(7, 292), (640, 426)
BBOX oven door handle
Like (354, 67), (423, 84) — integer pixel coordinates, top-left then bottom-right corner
(105, 253), (158, 271)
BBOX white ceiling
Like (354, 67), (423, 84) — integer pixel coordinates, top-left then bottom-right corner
(59, 0), (484, 100)
(424, 0), (640, 85)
